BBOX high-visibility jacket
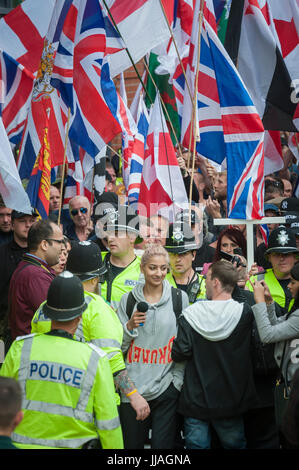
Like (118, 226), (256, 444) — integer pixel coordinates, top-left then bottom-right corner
(100, 253), (143, 310)
(247, 268), (294, 313)
(165, 272), (206, 304)
(31, 292), (125, 405)
(0, 332), (123, 449)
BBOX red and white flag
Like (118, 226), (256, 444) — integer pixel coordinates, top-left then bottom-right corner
(237, 0), (298, 131)
(138, 94), (188, 219)
(105, 0), (170, 77)
(264, 130), (284, 175)
(0, 0), (55, 74)
(288, 132), (299, 162)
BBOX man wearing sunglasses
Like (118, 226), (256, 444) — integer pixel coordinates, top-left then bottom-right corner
(5, 219), (64, 349)
(65, 196), (95, 243)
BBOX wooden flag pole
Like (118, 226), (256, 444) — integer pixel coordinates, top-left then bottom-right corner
(142, 58), (183, 159)
(57, 107), (71, 227)
(158, 0), (193, 103)
(189, 0), (204, 223)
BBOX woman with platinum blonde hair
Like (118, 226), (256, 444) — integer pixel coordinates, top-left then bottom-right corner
(116, 244), (189, 449)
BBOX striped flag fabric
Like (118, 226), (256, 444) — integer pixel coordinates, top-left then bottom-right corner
(180, 0), (265, 220)
(104, 0), (170, 78)
(26, 106), (52, 219)
(118, 72), (138, 192)
(0, 0), (55, 74)
(237, 0), (298, 131)
(288, 132), (299, 162)
(264, 130), (284, 175)
(0, 111), (32, 214)
(17, 0), (74, 181)
(0, 50), (35, 146)
(128, 94), (150, 204)
(50, 0), (137, 160)
(138, 93), (188, 219)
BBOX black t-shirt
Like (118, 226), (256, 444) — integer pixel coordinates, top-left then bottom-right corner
(110, 263), (126, 281)
(175, 283), (188, 293)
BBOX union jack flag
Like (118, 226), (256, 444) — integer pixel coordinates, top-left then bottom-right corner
(17, 0), (74, 180)
(50, 0), (130, 159)
(0, 0), (55, 74)
(0, 50), (35, 146)
(181, 0), (265, 219)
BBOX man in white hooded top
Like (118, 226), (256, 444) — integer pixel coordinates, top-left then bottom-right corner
(172, 260), (257, 449)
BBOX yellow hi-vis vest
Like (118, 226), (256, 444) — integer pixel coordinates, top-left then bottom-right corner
(100, 253), (143, 310)
(0, 333), (123, 449)
(31, 292), (125, 405)
(247, 268), (294, 312)
(165, 272), (206, 304)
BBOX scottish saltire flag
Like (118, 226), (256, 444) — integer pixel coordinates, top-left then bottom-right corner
(51, 0), (128, 159)
(138, 94), (188, 219)
(0, 50), (35, 146)
(181, 0), (265, 219)
(128, 95), (150, 204)
(26, 109), (51, 219)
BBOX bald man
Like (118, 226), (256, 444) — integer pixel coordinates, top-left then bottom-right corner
(65, 196), (95, 242)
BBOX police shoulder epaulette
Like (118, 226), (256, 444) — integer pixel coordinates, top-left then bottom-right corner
(88, 342), (107, 358)
(16, 333), (37, 341)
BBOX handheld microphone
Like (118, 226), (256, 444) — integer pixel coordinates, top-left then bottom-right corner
(136, 302), (148, 326)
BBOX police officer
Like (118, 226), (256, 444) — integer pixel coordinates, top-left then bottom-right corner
(165, 222), (206, 303)
(0, 271), (123, 449)
(100, 205), (144, 310)
(248, 226), (299, 313)
(31, 241), (150, 422)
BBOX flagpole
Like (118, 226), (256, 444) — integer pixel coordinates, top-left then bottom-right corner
(158, 0), (193, 103)
(142, 58), (183, 159)
(101, 0), (152, 105)
(57, 107), (71, 227)
(189, 0), (204, 224)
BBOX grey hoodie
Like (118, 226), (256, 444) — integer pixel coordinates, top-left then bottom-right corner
(116, 280), (189, 402)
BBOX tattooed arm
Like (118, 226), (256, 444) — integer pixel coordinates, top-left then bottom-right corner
(114, 369), (150, 421)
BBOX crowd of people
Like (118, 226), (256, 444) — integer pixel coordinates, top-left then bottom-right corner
(1, 146), (299, 450)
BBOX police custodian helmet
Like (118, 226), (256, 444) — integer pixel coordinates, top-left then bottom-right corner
(265, 225), (299, 257)
(42, 271), (87, 322)
(66, 240), (107, 282)
(103, 204), (143, 244)
(164, 222), (198, 254)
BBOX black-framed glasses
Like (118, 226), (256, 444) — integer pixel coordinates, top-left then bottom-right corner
(45, 238), (65, 245)
(71, 207), (88, 216)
